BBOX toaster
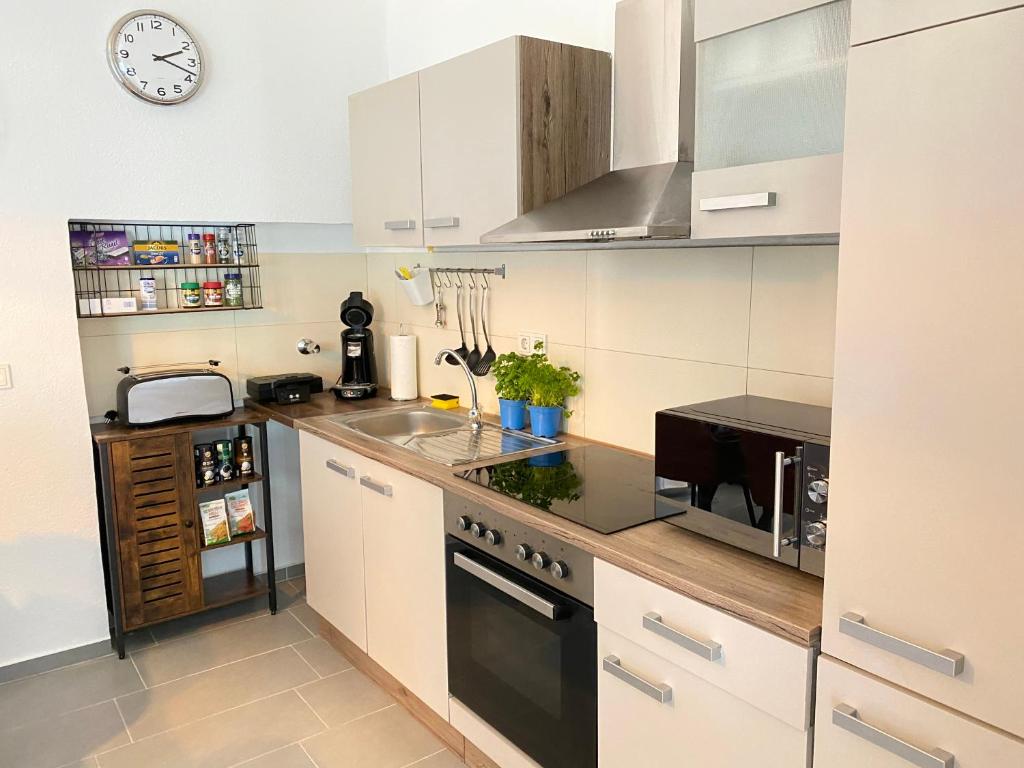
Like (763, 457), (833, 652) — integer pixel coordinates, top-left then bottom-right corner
(115, 362), (235, 427)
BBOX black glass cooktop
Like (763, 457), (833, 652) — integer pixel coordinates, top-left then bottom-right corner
(456, 444), (677, 534)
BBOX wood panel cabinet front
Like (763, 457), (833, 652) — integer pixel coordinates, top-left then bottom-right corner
(824, 8), (1024, 737)
(298, 432), (368, 651)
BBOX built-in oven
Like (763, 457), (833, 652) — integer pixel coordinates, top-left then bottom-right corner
(444, 491), (597, 768)
(655, 395), (831, 576)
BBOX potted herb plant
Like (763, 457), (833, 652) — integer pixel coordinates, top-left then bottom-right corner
(488, 452), (582, 511)
(491, 351), (531, 430)
(524, 351), (581, 438)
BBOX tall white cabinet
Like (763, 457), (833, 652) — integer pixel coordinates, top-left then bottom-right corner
(817, 4), (1024, 757)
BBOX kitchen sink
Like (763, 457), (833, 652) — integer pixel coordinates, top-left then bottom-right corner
(327, 405), (561, 466)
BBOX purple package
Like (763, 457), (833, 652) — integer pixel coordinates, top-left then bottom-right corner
(92, 231), (132, 266)
(69, 231), (95, 267)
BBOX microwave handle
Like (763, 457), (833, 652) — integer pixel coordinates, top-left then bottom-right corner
(773, 451), (799, 558)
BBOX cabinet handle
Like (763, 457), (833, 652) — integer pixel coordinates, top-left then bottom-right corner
(642, 612), (722, 661)
(602, 655), (672, 704)
(772, 451), (797, 558)
(699, 192), (777, 211)
(832, 704), (954, 768)
(384, 219), (416, 231)
(359, 475), (393, 497)
(423, 216), (460, 229)
(839, 613), (965, 677)
(325, 459), (356, 478)
(453, 552), (561, 620)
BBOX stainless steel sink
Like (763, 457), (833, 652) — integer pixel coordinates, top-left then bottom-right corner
(327, 405), (560, 466)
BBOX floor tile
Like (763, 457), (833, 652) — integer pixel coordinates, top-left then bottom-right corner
(0, 654), (143, 730)
(410, 750), (464, 768)
(280, 577), (306, 599)
(117, 646), (317, 740)
(292, 637), (352, 677)
(131, 612), (312, 687)
(96, 691), (323, 768)
(287, 603), (320, 634)
(302, 704), (443, 768)
(59, 760), (100, 768)
(297, 669), (393, 727)
(148, 596), (270, 643)
(0, 701), (129, 768)
(232, 744), (315, 768)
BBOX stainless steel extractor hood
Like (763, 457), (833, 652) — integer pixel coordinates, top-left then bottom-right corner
(482, 0), (696, 244)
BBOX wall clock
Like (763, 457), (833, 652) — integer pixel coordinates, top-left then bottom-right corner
(107, 10), (204, 105)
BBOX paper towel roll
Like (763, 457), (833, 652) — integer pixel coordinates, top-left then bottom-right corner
(389, 333), (418, 401)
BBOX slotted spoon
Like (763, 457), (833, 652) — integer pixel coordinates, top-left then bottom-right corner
(474, 275), (496, 375)
(450, 278), (469, 364)
(466, 276), (482, 370)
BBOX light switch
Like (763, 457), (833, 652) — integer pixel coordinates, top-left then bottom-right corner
(0, 364), (11, 389)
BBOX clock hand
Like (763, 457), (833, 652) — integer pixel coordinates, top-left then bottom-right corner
(152, 50), (184, 62)
(158, 58), (198, 78)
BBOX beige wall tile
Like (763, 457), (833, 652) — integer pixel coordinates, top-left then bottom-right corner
(77, 310), (236, 338)
(235, 321), (342, 388)
(0, 701), (129, 768)
(586, 248), (753, 366)
(746, 368), (834, 407)
(365, 253), (400, 327)
(585, 348), (747, 453)
(748, 245), (838, 377)
(394, 252), (473, 330)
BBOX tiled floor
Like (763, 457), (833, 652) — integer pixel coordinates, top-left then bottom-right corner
(0, 578), (464, 768)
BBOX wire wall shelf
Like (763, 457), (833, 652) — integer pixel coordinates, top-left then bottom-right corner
(69, 221), (262, 318)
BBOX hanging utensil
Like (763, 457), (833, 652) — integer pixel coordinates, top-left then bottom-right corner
(474, 272), (496, 375)
(466, 274), (482, 370)
(433, 270), (446, 328)
(451, 273), (469, 364)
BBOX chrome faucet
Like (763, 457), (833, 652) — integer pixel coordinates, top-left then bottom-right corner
(434, 348), (482, 430)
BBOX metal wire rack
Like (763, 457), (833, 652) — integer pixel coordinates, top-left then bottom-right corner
(69, 221), (262, 318)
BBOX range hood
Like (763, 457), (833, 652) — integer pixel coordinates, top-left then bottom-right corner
(482, 0), (696, 244)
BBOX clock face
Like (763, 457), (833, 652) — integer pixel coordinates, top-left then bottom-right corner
(108, 11), (203, 105)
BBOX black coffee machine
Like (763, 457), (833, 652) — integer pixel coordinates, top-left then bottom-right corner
(332, 292), (378, 400)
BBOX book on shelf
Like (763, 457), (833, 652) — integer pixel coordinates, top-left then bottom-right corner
(199, 499), (231, 546)
(224, 489), (257, 537)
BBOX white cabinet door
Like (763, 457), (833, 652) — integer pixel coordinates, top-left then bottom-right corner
(298, 432), (367, 651)
(360, 460), (448, 718)
(695, 0), (837, 41)
(852, 1), (1019, 45)
(419, 37), (520, 247)
(598, 626), (809, 768)
(823, 8), (1024, 738)
(349, 73), (424, 247)
(814, 656), (1024, 768)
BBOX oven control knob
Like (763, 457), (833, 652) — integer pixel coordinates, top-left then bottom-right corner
(805, 521), (827, 548)
(515, 544), (533, 561)
(469, 522), (485, 538)
(807, 479), (830, 504)
(531, 552), (551, 571)
(549, 560), (570, 580)
(484, 529), (502, 546)
(455, 516), (471, 532)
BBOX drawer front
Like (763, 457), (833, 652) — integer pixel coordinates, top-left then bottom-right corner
(695, 0), (838, 40)
(599, 626), (810, 768)
(691, 153), (843, 239)
(852, 1), (1020, 45)
(815, 655), (1024, 767)
(593, 559), (813, 730)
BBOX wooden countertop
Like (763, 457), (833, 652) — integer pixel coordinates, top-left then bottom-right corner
(247, 392), (824, 646)
(91, 408), (269, 444)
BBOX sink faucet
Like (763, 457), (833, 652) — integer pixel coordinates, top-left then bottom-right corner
(434, 348), (482, 430)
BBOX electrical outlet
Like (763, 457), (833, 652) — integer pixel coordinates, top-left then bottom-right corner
(529, 333), (548, 355)
(517, 333), (532, 354)
(0, 364), (11, 390)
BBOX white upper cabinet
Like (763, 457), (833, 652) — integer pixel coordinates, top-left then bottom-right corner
(822, 7), (1024, 738)
(349, 73), (424, 248)
(690, 0), (850, 238)
(852, 0), (1021, 45)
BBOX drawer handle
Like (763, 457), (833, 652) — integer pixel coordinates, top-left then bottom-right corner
(360, 475), (393, 497)
(699, 192), (777, 211)
(325, 459), (355, 479)
(384, 219), (416, 231)
(643, 612), (722, 662)
(424, 216), (460, 229)
(832, 704), (954, 768)
(602, 655), (672, 704)
(839, 613), (964, 677)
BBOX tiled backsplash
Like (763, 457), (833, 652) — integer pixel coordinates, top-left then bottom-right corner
(76, 246), (837, 455)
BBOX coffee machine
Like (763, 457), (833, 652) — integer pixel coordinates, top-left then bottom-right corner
(332, 292), (378, 400)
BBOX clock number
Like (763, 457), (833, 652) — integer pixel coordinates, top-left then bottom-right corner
(184, 74), (194, 83)
(187, 58), (196, 67)
(123, 33), (134, 43)
(181, 41), (191, 50)
(172, 26), (176, 36)
(157, 87), (166, 97)
(150, 19), (163, 30)
(119, 49), (129, 58)
(140, 80), (148, 90)
(136, 21), (144, 31)
(173, 84), (183, 94)
(126, 67), (136, 76)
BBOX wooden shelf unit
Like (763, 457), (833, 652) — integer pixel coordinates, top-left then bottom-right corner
(201, 527), (268, 552)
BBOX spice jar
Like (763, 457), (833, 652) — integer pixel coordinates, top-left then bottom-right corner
(180, 282), (201, 308)
(224, 273), (243, 307)
(187, 233), (203, 265)
(202, 233), (217, 265)
(203, 281), (224, 307)
(216, 227), (232, 265)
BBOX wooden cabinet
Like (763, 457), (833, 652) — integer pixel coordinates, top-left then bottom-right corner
(823, 8), (1024, 737)
(814, 656), (1024, 768)
(352, 36), (611, 247)
(851, 0), (1019, 45)
(360, 459), (448, 718)
(349, 73), (424, 248)
(298, 432), (368, 651)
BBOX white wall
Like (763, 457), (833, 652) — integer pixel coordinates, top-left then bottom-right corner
(0, 1), (387, 668)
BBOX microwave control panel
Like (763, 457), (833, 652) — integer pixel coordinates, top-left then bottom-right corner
(800, 442), (830, 577)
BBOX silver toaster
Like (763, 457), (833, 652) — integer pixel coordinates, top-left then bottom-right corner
(115, 362), (235, 427)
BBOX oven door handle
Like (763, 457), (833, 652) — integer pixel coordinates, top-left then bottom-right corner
(453, 552), (564, 620)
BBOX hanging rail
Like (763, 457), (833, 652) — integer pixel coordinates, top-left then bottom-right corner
(417, 264), (506, 280)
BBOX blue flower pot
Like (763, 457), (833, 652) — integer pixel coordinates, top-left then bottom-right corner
(499, 398), (528, 430)
(528, 405), (562, 438)
(528, 450), (567, 468)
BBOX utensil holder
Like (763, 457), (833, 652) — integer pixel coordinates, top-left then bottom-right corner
(399, 268), (434, 306)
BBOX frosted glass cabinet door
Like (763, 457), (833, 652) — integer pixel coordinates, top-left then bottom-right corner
(691, 0), (849, 238)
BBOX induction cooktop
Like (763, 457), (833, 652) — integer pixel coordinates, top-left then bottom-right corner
(455, 444), (678, 534)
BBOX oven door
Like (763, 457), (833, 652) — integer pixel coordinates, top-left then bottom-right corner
(445, 537), (596, 768)
(655, 412), (802, 566)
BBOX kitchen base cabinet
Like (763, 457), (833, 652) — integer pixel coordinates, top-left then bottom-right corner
(598, 626), (810, 768)
(814, 655), (1024, 767)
